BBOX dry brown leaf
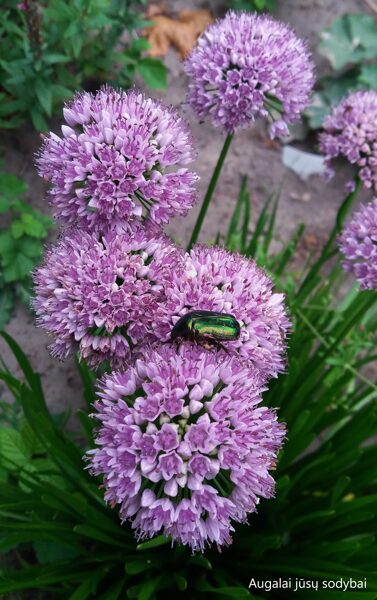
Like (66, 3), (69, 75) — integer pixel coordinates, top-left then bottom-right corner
(143, 8), (213, 58)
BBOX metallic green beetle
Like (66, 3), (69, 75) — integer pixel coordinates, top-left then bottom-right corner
(170, 310), (241, 349)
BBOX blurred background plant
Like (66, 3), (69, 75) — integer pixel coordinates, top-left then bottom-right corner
(307, 12), (377, 129)
(0, 163), (53, 327)
(229, 0), (277, 12)
(0, 0), (167, 131)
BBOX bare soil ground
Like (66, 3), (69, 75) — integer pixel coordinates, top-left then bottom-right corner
(0, 0), (373, 414)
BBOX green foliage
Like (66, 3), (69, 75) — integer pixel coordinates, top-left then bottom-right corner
(0, 164), (53, 325)
(0, 0), (167, 131)
(307, 14), (377, 129)
(0, 179), (376, 598)
(229, 0), (277, 12)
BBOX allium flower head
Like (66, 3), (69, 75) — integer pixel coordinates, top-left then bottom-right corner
(33, 225), (182, 367)
(37, 87), (198, 229)
(87, 344), (285, 551)
(155, 245), (290, 382)
(338, 198), (377, 290)
(184, 11), (314, 135)
(319, 91), (377, 192)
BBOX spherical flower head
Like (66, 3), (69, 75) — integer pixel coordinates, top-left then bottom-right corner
(184, 11), (314, 135)
(154, 245), (290, 382)
(33, 224), (183, 368)
(37, 86), (198, 230)
(87, 343), (285, 551)
(319, 91), (377, 192)
(338, 198), (377, 290)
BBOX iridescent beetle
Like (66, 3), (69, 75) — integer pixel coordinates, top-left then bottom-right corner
(170, 310), (241, 351)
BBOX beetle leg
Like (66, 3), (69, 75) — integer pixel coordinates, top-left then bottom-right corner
(213, 340), (229, 354)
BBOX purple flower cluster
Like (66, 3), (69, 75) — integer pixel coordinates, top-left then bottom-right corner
(87, 344), (285, 551)
(34, 235), (290, 378)
(33, 12), (294, 549)
(33, 225), (182, 367)
(184, 11), (314, 135)
(319, 91), (377, 192)
(338, 198), (377, 290)
(155, 245), (290, 381)
(37, 87), (198, 230)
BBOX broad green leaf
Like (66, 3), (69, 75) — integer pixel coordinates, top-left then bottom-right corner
(319, 15), (377, 70)
(359, 63), (377, 88)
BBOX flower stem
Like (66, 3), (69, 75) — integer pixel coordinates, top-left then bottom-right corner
(187, 132), (234, 251)
(297, 177), (361, 301)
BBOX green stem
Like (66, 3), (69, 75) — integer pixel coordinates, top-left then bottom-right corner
(187, 132), (234, 251)
(297, 177), (361, 301)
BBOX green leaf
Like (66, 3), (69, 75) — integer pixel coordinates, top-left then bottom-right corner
(173, 573), (187, 591)
(125, 558), (157, 575)
(0, 428), (30, 471)
(30, 107), (49, 132)
(73, 525), (127, 547)
(0, 285), (14, 327)
(0, 196), (10, 213)
(136, 58), (168, 89)
(43, 53), (71, 65)
(96, 578), (125, 600)
(20, 212), (47, 238)
(15, 279), (33, 305)
(137, 535), (170, 550)
(359, 63), (377, 88)
(10, 219), (25, 239)
(34, 540), (80, 564)
(18, 236), (43, 259)
(68, 570), (106, 600)
(35, 79), (53, 116)
(127, 576), (167, 600)
(3, 253), (35, 282)
(0, 172), (27, 199)
(306, 74), (359, 130)
(195, 581), (250, 597)
(0, 231), (15, 256)
(319, 14), (377, 70)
